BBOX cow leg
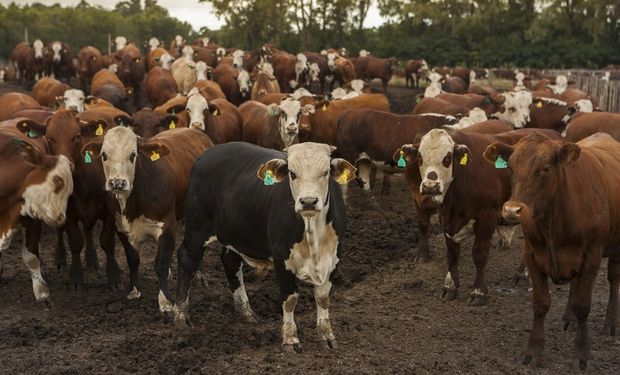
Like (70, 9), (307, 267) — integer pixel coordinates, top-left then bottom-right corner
(412, 74), (418, 88)
(118, 231), (141, 299)
(154, 227), (176, 316)
(275, 259), (301, 352)
(523, 243), (550, 368)
(221, 246), (257, 323)
(54, 228), (67, 273)
(562, 280), (578, 331)
(0, 229), (15, 284)
(440, 236), (460, 301)
(512, 257), (529, 287)
(315, 280), (337, 349)
(99, 217), (121, 290)
(413, 199), (431, 262)
(383, 79), (388, 94)
(603, 257), (620, 336)
(66, 217), (85, 290)
(468, 220), (495, 306)
(84, 225), (99, 271)
(21, 219), (51, 308)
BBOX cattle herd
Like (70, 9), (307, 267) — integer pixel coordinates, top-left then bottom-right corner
(1, 34), (619, 371)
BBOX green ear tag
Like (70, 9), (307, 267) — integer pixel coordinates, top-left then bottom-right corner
(397, 151), (406, 168)
(495, 155), (508, 169)
(27, 128), (38, 138)
(264, 170), (275, 186)
(84, 151), (92, 164)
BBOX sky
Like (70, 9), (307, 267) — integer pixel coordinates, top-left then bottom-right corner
(1, 0), (386, 31)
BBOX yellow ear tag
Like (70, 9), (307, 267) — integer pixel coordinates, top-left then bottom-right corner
(460, 153), (468, 165)
(338, 169), (350, 185)
(169, 120), (176, 129)
(95, 124), (104, 136)
(322, 104), (327, 112)
(536, 101), (543, 108)
(150, 151), (160, 161)
(213, 109), (219, 116)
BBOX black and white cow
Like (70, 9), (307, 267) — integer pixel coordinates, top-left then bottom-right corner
(174, 142), (356, 351)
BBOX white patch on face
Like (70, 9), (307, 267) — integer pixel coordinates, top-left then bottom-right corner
(418, 129), (455, 204)
(52, 42), (62, 62)
(186, 93), (209, 130)
(237, 69), (250, 95)
(259, 62), (274, 76)
(428, 72), (442, 86)
(493, 90), (532, 128)
(424, 85), (441, 98)
(195, 61), (208, 81)
(216, 47), (225, 57)
(175, 35), (183, 46)
(331, 87), (346, 100)
(63, 89), (85, 113)
(551, 75), (568, 95)
(327, 53), (337, 70)
(21, 155), (73, 227)
(309, 63), (320, 81)
(232, 50), (244, 68)
(108, 64), (118, 73)
(291, 87), (312, 99)
(114, 36), (127, 51)
(148, 37), (160, 51)
(350, 79), (365, 93)
(286, 142), (333, 214)
(359, 49), (369, 57)
(33, 39), (44, 59)
(100, 126), (139, 197)
(201, 37), (209, 47)
(159, 53), (174, 70)
(574, 99), (593, 113)
(276, 98), (310, 147)
(182, 45), (194, 61)
(115, 213), (164, 249)
(453, 107), (488, 129)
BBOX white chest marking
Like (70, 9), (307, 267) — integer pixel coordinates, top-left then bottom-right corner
(115, 213), (164, 249)
(285, 221), (339, 286)
(444, 220), (474, 244)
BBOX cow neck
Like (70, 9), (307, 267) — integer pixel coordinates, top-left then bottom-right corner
(115, 152), (157, 221)
(301, 189), (331, 275)
(265, 116), (286, 150)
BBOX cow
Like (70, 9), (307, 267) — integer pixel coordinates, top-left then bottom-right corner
(303, 52), (330, 94)
(9, 109), (54, 124)
(213, 63), (251, 106)
(239, 98), (315, 150)
(82, 126), (212, 313)
(44, 41), (73, 81)
(251, 68), (281, 100)
(91, 69), (132, 114)
(184, 91), (242, 143)
(412, 97), (469, 117)
(435, 93), (500, 117)
(485, 132), (620, 370)
(78, 46), (104, 92)
(564, 112), (620, 141)
(0, 122), (74, 304)
(268, 50), (304, 93)
(11, 40), (45, 87)
(171, 58), (208, 96)
(114, 36), (127, 51)
(116, 44), (146, 107)
(32, 77), (71, 108)
(395, 127), (560, 303)
(352, 56), (397, 93)
(173, 141), (356, 352)
(147, 48), (174, 71)
(146, 67), (179, 107)
(404, 59), (429, 88)
(194, 80), (227, 102)
(131, 108), (178, 139)
(0, 93), (42, 122)
(147, 37), (160, 51)
(169, 35), (186, 58)
(57, 89), (88, 114)
(451, 67), (472, 86)
(155, 96), (187, 120)
(326, 53), (356, 89)
(191, 46), (219, 69)
(442, 76), (468, 94)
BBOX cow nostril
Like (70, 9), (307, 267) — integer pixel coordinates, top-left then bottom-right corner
(515, 206), (522, 214)
(427, 171), (438, 181)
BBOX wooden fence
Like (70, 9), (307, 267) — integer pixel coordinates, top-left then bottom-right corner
(542, 69), (620, 112)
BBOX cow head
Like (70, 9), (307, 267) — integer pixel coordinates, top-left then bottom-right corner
(201, 37), (210, 47)
(549, 75), (568, 95)
(51, 42), (62, 63)
(237, 69), (251, 97)
(33, 39), (44, 59)
(115, 36), (127, 51)
(185, 91), (220, 131)
(484, 132), (579, 223)
(330, 87), (347, 100)
(326, 53), (338, 71)
(132, 108), (178, 139)
(148, 37), (160, 51)
(257, 142), (356, 216)
(308, 63), (320, 82)
(396, 129), (469, 208)
(359, 49), (369, 57)
(118, 53), (145, 85)
(57, 89), (86, 113)
(195, 61), (208, 81)
(82, 126), (169, 196)
(232, 50), (244, 69)
(492, 90), (532, 128)
(156, 52), (174, 70)
(267, 98), (315, 147)
(182, 45), (194, 61)
(174, 35), (184, 48)
(350, 79), (365, 94)
(258, 61), (274, 76)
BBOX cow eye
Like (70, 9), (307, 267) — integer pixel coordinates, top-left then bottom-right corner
(129, 151), (136, 163)
(508, 107), (516, 113)
(322, 170), (329, 178)
(289, 171), (297, 180)
(442, 155), (451, 167)
(101, 152), (108, 161)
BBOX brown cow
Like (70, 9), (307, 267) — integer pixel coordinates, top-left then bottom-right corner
(213, 64), (251, 106)
(11, 40), (46, 87)
(251, 70), (281, 100)
(146, 67), (179, 107)
(442, 76), (467, 94)
(194, 80), (227, 101)
(486, 132), (620, 370)
(146, 47), (174, 71)
(154, 96), (187, 120)
(32, 77), (71, 108)
(10, 109), (54, 123)
(78, 46), (104, 92)
(0, 122), (73, 306)
(78, 107), (132, 129)
(184, 92), (242, 143)
(269, 50), (306, 93)
(0, 93), (42, 122)
(44, 41), (73, 81)
(564, 112), (620, 142)
(90, 69), (132, 114)
(326, 53), (357, 89)
(395, 127), (560, 303)
(132, 108), (178, 139)
(404, 59), (429, 88)
(412, 97), (469, 117)
(192, 45), (219, 68)
(303, 51), (330, 94)
(437, 93), (500, 116)
(451, 66), (472, 86)
(116, 44), (145, 108)
(82, 127), (213, 313)
(352, 56), (397, 93)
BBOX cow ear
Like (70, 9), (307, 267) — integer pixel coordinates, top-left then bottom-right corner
(84, 95), (98, 105)
(453, 144), (471, 167)
(11, 139), (44, 166)
(266, 103), (281, 117)
(393, 144), (420, 167)
(301, 104), (315, 115)
(483, 142), (514, 166)
(54, 95), (65, 109)
(207, 103), (222, 117)
(81, 120), (109, 137)
(257, 158), (288, 184)
(167, 104), (186, 115)
(114, 114), (133, 127)
(16, 119), (47, 138)
(316, 99), (330, 112)
(557, 143), (580, 165)
(566, 106), (577, 117)
(138, 142), (170, 161)
(330, 158), (357, 184)
(490, 94), (505, 105)
(81, 141), (103, 161)
(160, 114), (179, 130)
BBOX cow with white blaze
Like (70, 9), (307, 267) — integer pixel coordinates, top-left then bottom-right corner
(185, 91), (242, 143)
(115, 36), (127, 51)
(148, 37), (160, 51)
(81, 127), (212, 313)
(59, 89), (86, 113)
(174, 141), (356, 352)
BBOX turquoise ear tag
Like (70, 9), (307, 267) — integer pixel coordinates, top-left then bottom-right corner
(495, 155), (508, 169)
(27, 128), (38, 138)
(397, 151), (406, 168)
(263, 170), (275, 185)
(84, 151), (92, 164)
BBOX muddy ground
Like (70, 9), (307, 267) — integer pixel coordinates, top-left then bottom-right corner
(0, 81), (619, 374)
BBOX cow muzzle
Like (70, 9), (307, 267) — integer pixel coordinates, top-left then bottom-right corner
(502, 201), (524, 222)
(298, 197), (320, 216)
(108, 178), (129, 192)
(191, 122), (205, 131)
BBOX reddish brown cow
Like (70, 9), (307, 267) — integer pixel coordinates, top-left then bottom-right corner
(131, 108), (178, 139)
(146, 47), (172, 71)
(437, 93), (500, 116)
(32, 77), (71, 108)
(251, 70), (281, 100)
(412, 97), (469, 117)
(194, 80), (227, 101)
(192, 46), (219, 68)
(10, 109), (54, 123)
(352, 56), (398, 93)
(183, 93), (242, 143)
(146, 67), (178, 107)
(451, 67), (471, 86)
(303, 51), (330, 94)
(564, 112), (620, 142)
(11, 40), (46, 87)
(78, 46), (104, 92)
(0, 93), (42, 121)
(116, 44), (145, 107)
(91, 70), (132, 114)
(213, 64), (250, 105)
(269, 50), (301, 93)
(154, 96), (187, 122)
(404, 59), (429, 88)
(486, 132), (620, 370)
(442, 76), (467, 94)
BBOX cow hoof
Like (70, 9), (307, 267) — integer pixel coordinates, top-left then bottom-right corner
(321, 339), (338, 350)
(41, 298), (52, 311)
(174, 317), (193, 330)
(240, 311), (259, 324)
(282, 343), (303, 354)
(468, 294), (488, 306)
(523, 352), (544, 368)
(415, 254), (431, 263)
(439, 287), (457, 302)
(579, 359), (587, 371)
